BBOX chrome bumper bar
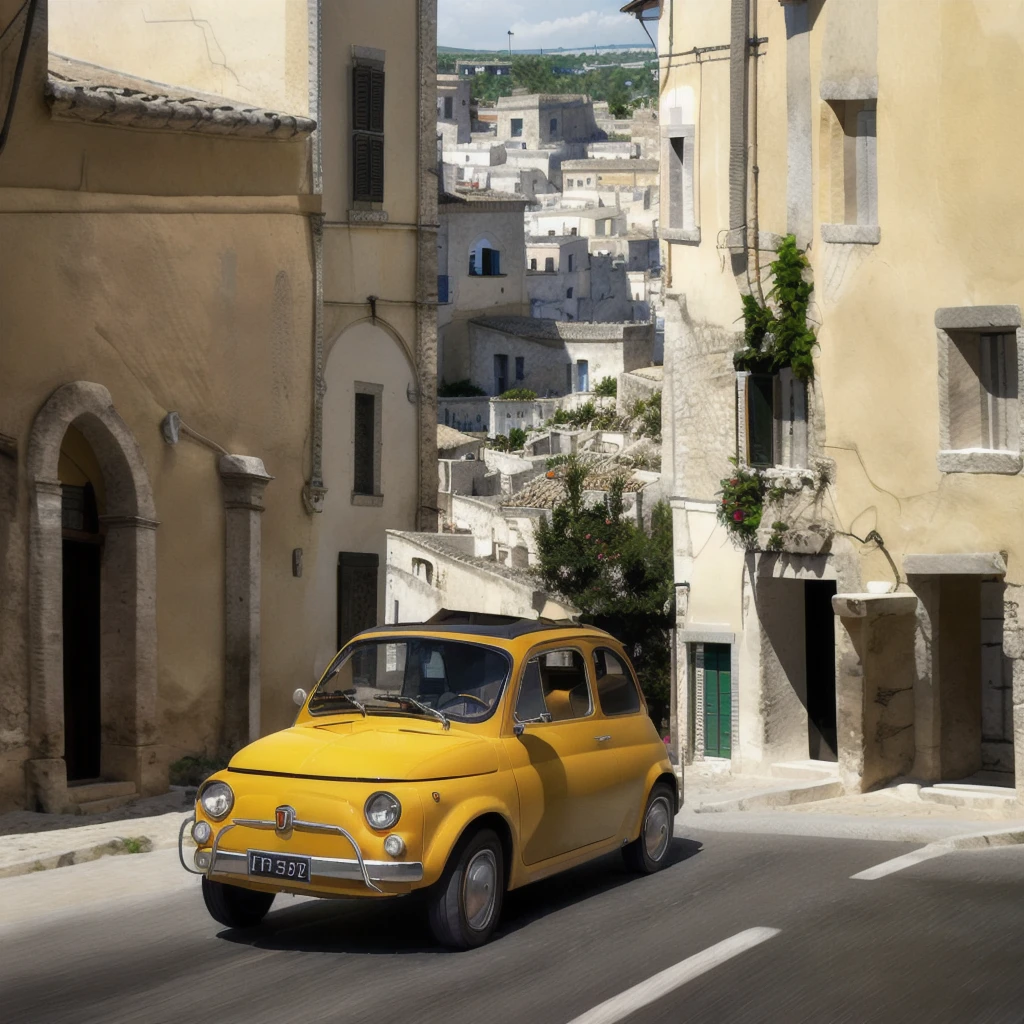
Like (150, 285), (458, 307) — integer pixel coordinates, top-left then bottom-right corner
(178, 813), (422, 891)
(193, 848), (424, 884)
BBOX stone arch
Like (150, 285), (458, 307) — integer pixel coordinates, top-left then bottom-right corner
(26, 382), (159, 811)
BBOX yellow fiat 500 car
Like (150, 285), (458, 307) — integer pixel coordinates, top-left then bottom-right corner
(181, 620), (679, 949)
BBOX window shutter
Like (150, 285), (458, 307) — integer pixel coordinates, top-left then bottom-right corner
(353, 133), (371, 201)
(369, 135), (384, 202)
(353, 65), (372, 131)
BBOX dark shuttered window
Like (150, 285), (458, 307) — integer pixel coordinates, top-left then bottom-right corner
(353, 64), (385, 203)
(746, 373), (775, 469)
(353, 392), (376, 495)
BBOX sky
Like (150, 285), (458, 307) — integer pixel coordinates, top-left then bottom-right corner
(437, 0), (652, 52)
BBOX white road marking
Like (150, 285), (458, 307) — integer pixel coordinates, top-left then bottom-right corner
(850, 845), (951, 881)
(565, 927), (781, 1024)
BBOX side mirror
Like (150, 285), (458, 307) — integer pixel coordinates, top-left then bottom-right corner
(293, 688), (308, 707)
(513, 720), (526, 737)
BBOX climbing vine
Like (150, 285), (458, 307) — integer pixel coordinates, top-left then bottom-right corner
(733, 234), (818, 382)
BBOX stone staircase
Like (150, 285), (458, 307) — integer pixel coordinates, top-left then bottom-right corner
(916, 781), (1019, 813)
(770, 759), (842, 782)
(67, 780), (138, 815)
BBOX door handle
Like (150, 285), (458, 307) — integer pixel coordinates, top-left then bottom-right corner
(595, 734), (611, 742)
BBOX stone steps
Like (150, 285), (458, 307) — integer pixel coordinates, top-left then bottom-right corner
(67, 780), (138, 815)
(770, 760), (841, 782)
(918, 783), (1018, 812)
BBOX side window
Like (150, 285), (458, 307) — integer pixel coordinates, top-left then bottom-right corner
(593, 648), (642, 716)
(515, 649), (592, 722)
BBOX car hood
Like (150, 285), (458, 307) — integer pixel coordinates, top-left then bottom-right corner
(228, 717), (499, 782)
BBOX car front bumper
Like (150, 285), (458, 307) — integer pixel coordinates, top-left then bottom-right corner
(180, 813), (424, 891)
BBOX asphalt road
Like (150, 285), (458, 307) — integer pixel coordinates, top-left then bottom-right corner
(3, 826), (1024, 1024)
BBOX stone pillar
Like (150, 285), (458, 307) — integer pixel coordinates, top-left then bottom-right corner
(98, 514), (160, 795)
(219, 456), (272, 755)
(833, 592), (919, 793)
(911, 575), (941, 780)
(26, 479), (73, 813)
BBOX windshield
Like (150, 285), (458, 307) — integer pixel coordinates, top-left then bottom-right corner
(308, 637), (512, 724)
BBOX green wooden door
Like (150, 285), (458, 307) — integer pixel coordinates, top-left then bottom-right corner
(703, 644), (732, 758)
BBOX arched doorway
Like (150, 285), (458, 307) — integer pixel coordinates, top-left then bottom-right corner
(26, 383), (159, 812)
(59, 427), (105, 780)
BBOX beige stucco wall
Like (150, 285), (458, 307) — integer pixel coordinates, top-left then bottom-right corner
(47, 0), (310, 114)
(662, 0), (1024, 780)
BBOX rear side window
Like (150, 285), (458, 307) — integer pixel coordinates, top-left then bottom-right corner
(593, 648), (642, 716)
(515, 649), (592, 722)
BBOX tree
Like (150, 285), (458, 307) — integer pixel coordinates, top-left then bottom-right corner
(534, 456), (674, 729)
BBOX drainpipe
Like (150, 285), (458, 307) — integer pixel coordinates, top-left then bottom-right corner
(749, 0), (765, 305)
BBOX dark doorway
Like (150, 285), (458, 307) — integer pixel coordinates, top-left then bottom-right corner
(805, 579), (838, 761)
(62, 483), (102, 781)
(337, 551), (380, 650)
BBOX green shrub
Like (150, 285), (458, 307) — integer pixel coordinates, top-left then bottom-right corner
(438, 379), (486, 397)
(497, 387), (537, 401)
(508, 427), (527, 450)
(169, 755), (227, 788)
(594, 376), (618, 398)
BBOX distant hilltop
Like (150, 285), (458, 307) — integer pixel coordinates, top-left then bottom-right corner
(438, 44), (655, 55)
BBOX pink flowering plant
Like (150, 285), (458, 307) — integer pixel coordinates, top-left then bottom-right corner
(717, 457), (765, 544)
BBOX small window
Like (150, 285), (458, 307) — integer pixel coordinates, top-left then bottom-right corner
(529, 258), (537, 270)
(548, 229), (556, 236)
(566, 287), (573, 299)
(567, 254), (574, 272)
(948, 331), (1019, 451)
(511, 118), (523, 137)
(586, 177), (592, 185)
(469, 239), (501, 276)
(515, 356), (525, 380)
(593, 648), (642, 716)
(549, 118), (557, 135)
(577, 179), (583, 187)
(515, 649), (592, 723)
(823, 99), (877, 231)
(545, 257), (555, 272)
(353, 62), (385, 204)
(353, 391), (379, 495)
(443, 96), (453, 119)
(570, 227), (577, 236)
(666, 129), (695, 231)
(738, 370), (808, 470)
(745, 373), (775, 469)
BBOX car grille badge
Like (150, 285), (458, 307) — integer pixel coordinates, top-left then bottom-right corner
(275, 804), (295, 836)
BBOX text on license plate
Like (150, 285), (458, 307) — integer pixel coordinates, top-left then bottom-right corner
(247, 850), (311, 882)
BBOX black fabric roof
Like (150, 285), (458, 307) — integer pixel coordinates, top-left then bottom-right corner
(355, 618), (598, 641)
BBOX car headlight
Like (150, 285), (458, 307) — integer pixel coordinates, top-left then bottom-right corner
(364, 791), (401, 830)
(199, 781), (234, 821)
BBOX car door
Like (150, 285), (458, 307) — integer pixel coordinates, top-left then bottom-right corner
(503, 645), (621, 865)
(589, 644), (657, 833)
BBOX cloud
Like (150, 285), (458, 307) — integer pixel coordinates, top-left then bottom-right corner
(438, 1), (648, 51)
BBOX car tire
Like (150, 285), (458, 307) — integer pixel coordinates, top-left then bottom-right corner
(622, 782), (675, 874)
(201, 877), (275, 929)
(427, 827), (505, 950)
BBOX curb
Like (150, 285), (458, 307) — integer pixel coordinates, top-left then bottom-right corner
(693, 779), (844, 814)
(933, 826), (1024, 852)
(0, 834), (168, 880)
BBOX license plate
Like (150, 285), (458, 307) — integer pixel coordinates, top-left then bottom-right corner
(247, 850), (311, 883)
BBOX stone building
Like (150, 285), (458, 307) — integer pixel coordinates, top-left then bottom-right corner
(639, 0), (1024, 801)
(0, 0), (438, 813)
(466, 317), (654, 397)
(561, 158), (660, 192)
(436, 73), (471, 146)
(438, 188), (530, 384)
(526, 236), (592, 321)
(494, 94), (604, 149)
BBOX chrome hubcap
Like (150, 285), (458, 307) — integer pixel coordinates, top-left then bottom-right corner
(644, 796), (671, 862)
(463, 848), (498, 931)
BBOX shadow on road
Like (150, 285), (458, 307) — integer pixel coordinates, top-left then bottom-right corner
(216, 837), (702, 956)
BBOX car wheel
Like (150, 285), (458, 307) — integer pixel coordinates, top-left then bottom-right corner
(427, 827), (505, 950)
(622, 782), (675, 874)
(201, 877), (275, 929)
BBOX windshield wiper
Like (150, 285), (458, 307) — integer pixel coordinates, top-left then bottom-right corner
(373, 693), (450, 730)
(312, 685), (366, 717)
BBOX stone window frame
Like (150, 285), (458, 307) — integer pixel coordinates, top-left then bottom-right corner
(819, 86), (879, 246)
(351, 381), (384, 506)
(935, 305), (1024, 475)
(735, 368), (809, 471)
(660, 120), (699, 244)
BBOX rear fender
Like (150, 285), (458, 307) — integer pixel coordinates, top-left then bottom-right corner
(627, 758), (679, 841)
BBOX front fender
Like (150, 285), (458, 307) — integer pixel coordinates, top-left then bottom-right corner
(419, 775), (519, 887)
